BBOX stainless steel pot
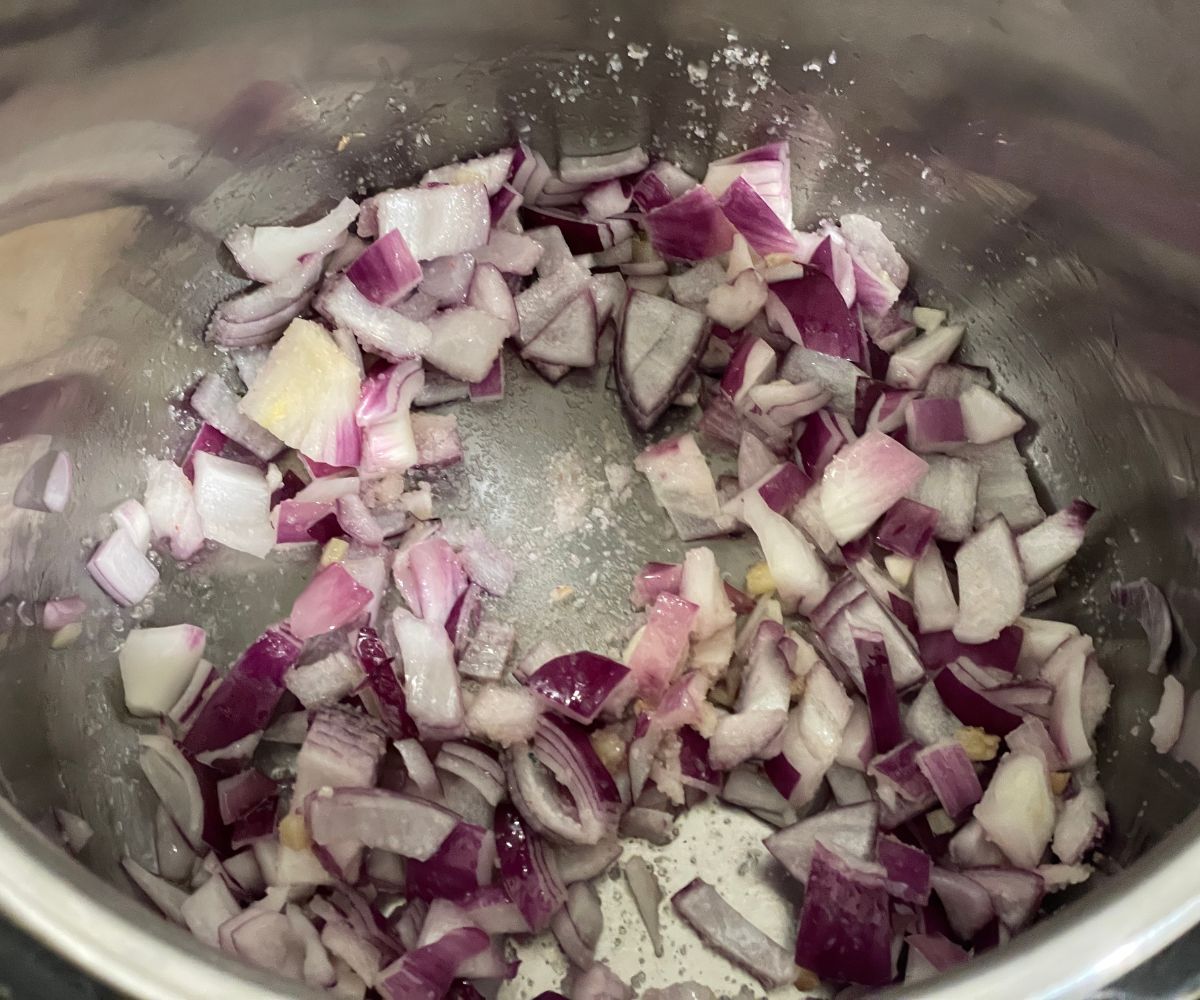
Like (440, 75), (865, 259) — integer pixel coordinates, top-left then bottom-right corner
(0, 0), (1198, 996)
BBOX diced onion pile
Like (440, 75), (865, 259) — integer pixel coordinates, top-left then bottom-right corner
(39, 139), (1186, 998)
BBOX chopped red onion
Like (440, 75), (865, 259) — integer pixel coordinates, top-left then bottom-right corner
(855, 628), (903, 753)
(143, 459), (205, 560)
(346, 229), (422, 306)
(551, 881), (603, 969)
(1051, 782), (1107, 864)
(614, 857), (663, 961)
(763, 801), (878, 884)
(284, 649), (363, 709)
(494, 802), (566, 932)
(225, 198), (357, 283)
(307, 788), (456, 860)
(216, 768), (277, 826)
(181, 626), (302, 755)
(1041, 634), (1095, 766)
(1110, 578), (1172, 676)
(643, 187), (735, 261)
(191, 451), (275, 558)
(1016, 499), (1096, 584)
(716, 175), (797, 255)
(411, 412), (464, 467)
(634, 435), (734, 541)
(392, 609), (465, 740)
(359, 182), (490, 261)
(289, 564), (371, 641)
(766, 664), (853, 807)
(625, 593), (698, 704)
(877, 834), (932, 906)
(819, 430), (928, 544)
(904, 932), (969, 983)
(87, 528), (159, 607)
(41, 596), (86, 632)
(124, 858), (189, 924)
(953, 517), (1026, 644)
(109, 499), (151, 554)
(916, 741), (983, 819)
(963, 867), (1045, 932)
(618, 294), (711, 431)
(526, 652), (632, 725)
(376, 926), (489, 1000)
(886, 323), (965, 389)
(508, 714), (621, 844)
(794, 843), (892, 986)
(742, 490), (830, 614)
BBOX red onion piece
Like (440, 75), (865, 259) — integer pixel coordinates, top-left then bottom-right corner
(190, 373), (283, 462)
(346, 228), (422, 306)
(392, 609), (465, 740)
(763, 801), (878, 885)
(191, 452), (275, 558)
(672, 878), (797, 989)
(933, 661), (1023, 736)
(87, 528), (159, 607)
(768, 271), (863, 365)
(526, 651), (632, 724)
(876, 497), (939, 558)
(406, 822), (494, 901)
(308, 788), (456, 860)
(225, 198), (357, 283)
(794, 843), (892, 987)
(974, 753), (1055, 868)
(551, 880), (603, 969)
(353, 625), (417, 740)
(625, 592), (698, 704)
(376, 926), (489, 1000)
(916, 741), (983, 820)
(1016, 498), (1096, 586)
(964, 867), (1045, 932)
(819, 430), (928, 545)
(877, 834), (932, 905)
(289, 563), (371, 641)
(716, 175), (796, 255)
(494, 802), (566, 933)
(854, 627), (903, 754)
(180, 626), (301, 756)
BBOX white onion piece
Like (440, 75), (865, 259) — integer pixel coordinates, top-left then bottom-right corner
(138, 735), (204, 850)
(143, 459), (205, 560)
(973, 753), (1055, 868)
(225, 198), (357, 283)
(190, 373), (283, 461)
(120, 624), (207, 717)
(953, 517), (1026, 644)
(191, 452), (274, 558)
(123, 858), (189, 924)
(742, 491), (830, 615)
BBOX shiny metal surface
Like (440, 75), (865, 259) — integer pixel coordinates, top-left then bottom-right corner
(0, 0), (1198, 996)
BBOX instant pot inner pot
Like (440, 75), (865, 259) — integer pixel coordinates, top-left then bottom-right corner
(0, 1), (1198, 996)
